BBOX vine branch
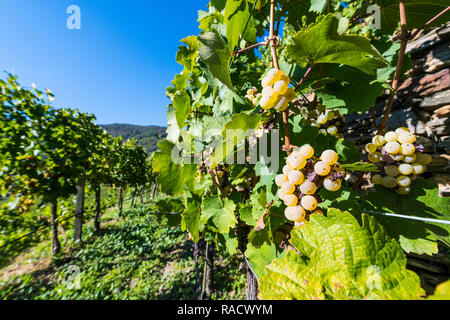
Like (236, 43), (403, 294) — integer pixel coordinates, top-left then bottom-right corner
(409, 6), (450, 40)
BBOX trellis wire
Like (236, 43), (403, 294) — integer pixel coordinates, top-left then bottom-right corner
(363, 210), (450, 225)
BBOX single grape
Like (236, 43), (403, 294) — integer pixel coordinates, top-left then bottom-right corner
(411, 162), (425, 174)
(275, 174), (288, 187)
(317, 114), (328, 125)
(274, 96), (289, 111)
(260, 94), (275, 110)
(385, 141), (401, 154)
(299, 145), (314, 159)
(365, 143), (377, 154)
(288, 170), (304, 185)
(384, 131), (398, 142)
(323, 178), (342, 191)
(282, 164), (293, 175)
(262, 68), (283, 87)
(368, 152), (381, 163)
(285, 206), (306, 222)
(284, 194), (298, 207)
(277, 189), (287, 201)
(314, 161), (331, 176)
(321, 150), (338, 165)
(261, 86), (275, 97)
(401, 143), (415, 156)
(284, 87), (296, 102)
(396, 175), (411, 187)
(395, 127), (410, 135)
(325, 110), (335, 121)
(318, 129), (327, 136)
(289, 152), (306, 170)
(301, 195), (318, 211)
(382, 176), (397, 189)
(372, 174), (383, 185)
(312, 209), (324, 215)
(327, 125), (338, 135)
(385, 165), (399, 177)
(396, 186), (411, 195)
(423, 154), (432, 165)
(247, 88), (255, 96)
(300, 180), (317, 195)
(391, 154), (405, 162)
(398, 132), (416, 144)
(255, 128), (264, 138)
(415, 153), (432, 165)
(372, 135), (386, 147)
(273, 79), (289, 95)
(398, 163), (413, 175)
(403, 153), (416, 164)
(281, 181), (295, 194)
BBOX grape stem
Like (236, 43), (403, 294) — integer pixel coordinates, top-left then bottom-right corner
(377, 0), (408, 134)
(295, 64), (314, 91)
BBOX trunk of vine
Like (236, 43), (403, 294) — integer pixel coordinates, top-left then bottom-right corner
(131, 187), (138, 208)
(94, 186), (102, 233)
(246, 262), (259, 300)
(140, 185), (145, 204)
(50, 201), (61, 255)
(118, 187), (124, 217)
(202, 242), (215, 300)
(152, 183), (157, 199)
(73, 174), (85, 243)
(194, 241), (202, 300)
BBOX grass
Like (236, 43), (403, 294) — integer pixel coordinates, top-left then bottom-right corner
(0, 198), (247, 300)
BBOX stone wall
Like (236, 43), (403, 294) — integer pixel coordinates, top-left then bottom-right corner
(343, 23), (450, 196)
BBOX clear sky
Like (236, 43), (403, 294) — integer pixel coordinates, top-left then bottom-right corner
(0, 0), (209, 126)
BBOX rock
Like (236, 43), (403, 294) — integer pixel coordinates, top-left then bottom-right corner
(408, 43), (450, 76)
(419, 89), (450, 111)
(430, 174), (450, 197)
(436, 136), (450, 153)
(427, 155), (450, 174)
(416, 136), (435, 152)
(397, 68), (450, 99)
(406, 23), (450, 57)
(433, 105), (450, 118)
(427, 116), (450, 136)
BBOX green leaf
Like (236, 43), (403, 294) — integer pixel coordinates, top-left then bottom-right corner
(183, 193), (202, 242)
(286, 14), (389, 75)
(173, 91), (191, 128)
(210, 112), (262, 166)
(310, 0), (329, 13)
(201, 196), (236, 234)
(153, 140), (197, 195)
(361, 178), (450, 255)
(245, 242), (283, 278)
(225, 0), (252, 51)
(198, 30), (234, 90)
(428, 280), (450, 300)
(258, 209), (425, 300)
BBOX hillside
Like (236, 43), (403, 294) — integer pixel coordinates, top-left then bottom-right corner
(100, 124), (166, 153)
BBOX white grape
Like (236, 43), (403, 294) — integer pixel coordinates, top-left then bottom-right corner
(281, 181), (295, 194)
(323, 178), (342, 191)
(372, 135), (386, 147)
(300, 180), (317, 195)
(314, 161), (331, 176)
(398, 163), (413, 175)
(365, 143), (377, 154)
(321, 150), (338, 165)
(299, 145), (314, 159)
(274, 96), (289, 111)
(318, 129), (327, 136)
(288, 170), (304, 185)
(275, 174), (288, 187)
(403, 154), (416, 164)
(327, 125), (338, 135)
(385, 141), (401, 154)
(411, 163), (425, 174)
(289, 152), (306, 170)
(285, 206), (306, 222)
(273, 79), (289, 95)
(262, 68), (283, 87)
(284, 194), (298, 207)
(284, 87), (296, 102)
(396, 175), (411, 187)
(325, 110), (335, 121)
(317, 114), (328, 125)
(395, 127), (410, 135)
(282, 164), (293, 175)
(415, 153), (432, 165)
(300, 195), (317, 211)
(368, 152), (381, 163)
(384, 131), (398, 142)
(398, 132), (416, 144)
(277, 189), (287, 201)
(401, 143), (415, 156)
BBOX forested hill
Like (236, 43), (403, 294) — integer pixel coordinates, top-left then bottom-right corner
(100, 124), (166, 153)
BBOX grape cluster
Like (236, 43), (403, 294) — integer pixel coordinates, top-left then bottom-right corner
(259, 68), (296, 111)
(244, 87), (261, 106)
(275, 146), (345, 224)
(301, 105), (345, 139)
(366, 127), (432, 195)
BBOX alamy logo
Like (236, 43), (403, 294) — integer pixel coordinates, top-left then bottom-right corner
(66, 5), (81, 30)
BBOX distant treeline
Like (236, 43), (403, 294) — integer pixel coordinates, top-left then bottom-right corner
(101, 124), (167, 153)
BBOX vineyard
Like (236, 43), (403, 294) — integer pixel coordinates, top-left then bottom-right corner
(1, 0), (450, 302)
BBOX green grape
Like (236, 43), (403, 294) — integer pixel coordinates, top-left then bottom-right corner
(365, 143), (377, 154)
(321, 150), (338, 165)
(299, 145), (314, 159)
(284, 194), (298, 207)
(326, 110), (335, 121)
(318, 129), (327, 136)
(323, 178), (342, 191)
(372, 135), (386, 147)
(314, 161), (331, 176)
(372, 174), (383, 185)
(385, 165), (399, 177)
(281, 181), (295, 194)
(397, 175), (411, 187)
(285, 206), (306, 222)
(398, 132), (416, 144)
(403, 153), (416, 163)
(300, 180), (317, 195)
(312, 209), (324, 215)
(288, 170), (304, 185)
(396, 186), (411, 195)
(398, 163), (413, 175)
(368, 152), (381, 163)
(300, 195), (317, 211)
(415, 153), (432, 165)
(384, 131), (398, 142)
(385, 141), (401, 154)
(275, 174), (288, 187)
(401, 143), (415, 156)
(382, 176), (397, 189)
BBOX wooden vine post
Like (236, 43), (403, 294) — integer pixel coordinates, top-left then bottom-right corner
(94, 186), (102, 233)
(50, 199), (61, 254)
(73, 173), (86, 243)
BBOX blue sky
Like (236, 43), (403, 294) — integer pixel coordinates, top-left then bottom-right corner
(0, 0), (209, 126)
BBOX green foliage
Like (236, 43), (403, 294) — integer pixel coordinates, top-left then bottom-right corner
(258, 209), (425, 300)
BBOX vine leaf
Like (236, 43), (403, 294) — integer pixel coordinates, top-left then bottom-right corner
(245, 242), (283, 279)
(286, 13), (389, 75)
(201, 196), (236, 234)
(225, 0), (255, 51)
(309, 0), (329, 13)
(198, 30), (234, 90)
(361, 178), (450, 255)
(153, 139), (197, 195)
(258, 209), (425, 300)
(173, 91), (191, 129)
